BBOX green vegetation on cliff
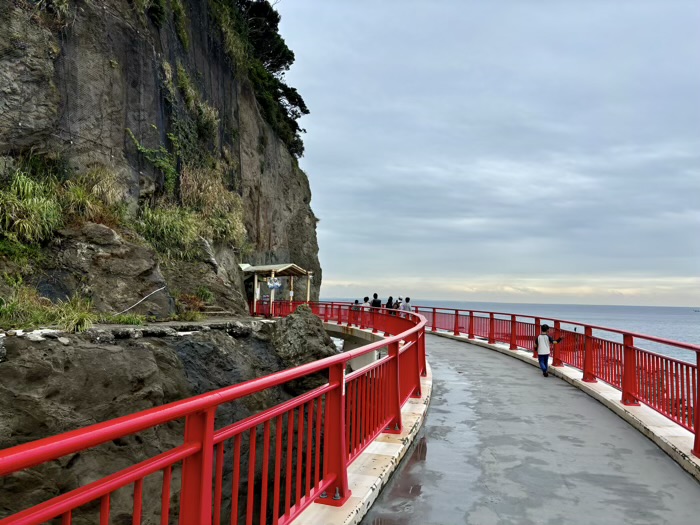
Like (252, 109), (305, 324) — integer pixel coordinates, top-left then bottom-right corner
(0, 280), (96, 333)
(210, 0), (309, 157)
(0, 165), (124, 247)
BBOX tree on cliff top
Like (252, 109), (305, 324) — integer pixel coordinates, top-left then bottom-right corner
(226, 0), (310, 157)
(237, 0), (295, 75)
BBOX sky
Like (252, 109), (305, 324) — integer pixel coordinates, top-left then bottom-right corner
(276, 0), (700, 307)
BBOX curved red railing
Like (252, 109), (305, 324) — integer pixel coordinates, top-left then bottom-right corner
(3, 299), (697, 523)
(0, 303), (427, 525)
(413, 305), (700, 457)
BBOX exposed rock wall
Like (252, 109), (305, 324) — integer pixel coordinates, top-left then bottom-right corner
(0, 0), (321, 310)
(0, 308), (339, 522)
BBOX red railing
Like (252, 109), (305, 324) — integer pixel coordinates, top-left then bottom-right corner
(0, 303), (426, 525)
(414, 305), (700, 457)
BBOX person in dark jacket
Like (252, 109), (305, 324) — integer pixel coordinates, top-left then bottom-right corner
(370, 293), (382, 308)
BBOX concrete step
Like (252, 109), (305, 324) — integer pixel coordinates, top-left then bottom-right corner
(203, 305), (226, 312)
(204, 311), (237, 317)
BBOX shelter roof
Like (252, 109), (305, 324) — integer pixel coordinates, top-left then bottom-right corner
(239, 263), (310, 277)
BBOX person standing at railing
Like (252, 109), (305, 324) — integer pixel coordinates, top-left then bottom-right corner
(370, 293), (382, 308)
(386, 296), (396, 316)
(400, 297), (412, 312)
(537, 324), (563, 377)
(351, 299), (361, 325)
(362, 296), (370, 307)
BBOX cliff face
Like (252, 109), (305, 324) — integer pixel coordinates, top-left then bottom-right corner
(0, 0), (321, 314)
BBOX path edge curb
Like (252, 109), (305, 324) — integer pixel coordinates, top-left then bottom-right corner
(294, 362), (434, 524)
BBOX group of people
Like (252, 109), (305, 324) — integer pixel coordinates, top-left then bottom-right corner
(354, 293), (412, 312)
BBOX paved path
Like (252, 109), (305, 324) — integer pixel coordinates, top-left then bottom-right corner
(361, 335), (700, 525)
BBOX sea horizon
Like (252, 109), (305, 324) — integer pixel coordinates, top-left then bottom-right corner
(322, 296), (699, 360)
(322, 297), (699, 311)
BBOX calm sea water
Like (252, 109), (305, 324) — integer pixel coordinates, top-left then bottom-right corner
(324, 298), (700, 363)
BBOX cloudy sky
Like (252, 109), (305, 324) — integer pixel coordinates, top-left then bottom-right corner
(277, 0), (700, 307)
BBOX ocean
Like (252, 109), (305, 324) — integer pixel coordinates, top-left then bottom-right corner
(324, 298), (700, 363)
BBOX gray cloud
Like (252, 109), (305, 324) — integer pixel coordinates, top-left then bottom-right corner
(277, 0), (700, 305)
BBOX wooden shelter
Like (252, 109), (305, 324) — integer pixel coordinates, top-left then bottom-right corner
(239, 263), (313, 314)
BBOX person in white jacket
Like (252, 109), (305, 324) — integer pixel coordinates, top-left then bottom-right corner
(536, 324), (562, 377)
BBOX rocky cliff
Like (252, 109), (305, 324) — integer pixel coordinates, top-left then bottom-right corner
(0, 0), (321, 317)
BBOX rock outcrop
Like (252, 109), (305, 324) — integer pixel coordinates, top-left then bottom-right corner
(36, 222), (174, 317)
(0, 307), (339, 522)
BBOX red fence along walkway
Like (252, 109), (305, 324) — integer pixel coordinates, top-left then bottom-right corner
(0, 304), (426, 525)
(413, 305), (700, 457)
(2, 300), (697, 524)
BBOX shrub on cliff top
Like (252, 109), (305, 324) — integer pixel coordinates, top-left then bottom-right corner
(210, 0), (308, 157)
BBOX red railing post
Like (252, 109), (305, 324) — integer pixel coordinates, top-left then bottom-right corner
(582, 326), (597, 383)
(179, 407), (216, 524)
(488, 313), (495, 344)
(411, 334), (422, 398)
(551, 321), (563, 367)
(509, 315), (517, 350)
(431, 308), (437, 332)
(621, 334), (640, 406)
(384, 341), (403, 434)
(533, 317), (540, 358)
(359, 307), (366, 329)
(694, 352), (700, 458)
(453, 310), (460, 336)
(372, 308), (378, 334)
(420, 331), (427, 377)
(336, 304), (342, 325)
(318, 362), (351, 506)
(468, 311), (474, 339)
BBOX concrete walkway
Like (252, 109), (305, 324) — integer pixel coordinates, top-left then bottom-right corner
(361, 335), (700, 525)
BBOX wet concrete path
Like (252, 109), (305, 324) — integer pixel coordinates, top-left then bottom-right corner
(361, 335), (700, 525)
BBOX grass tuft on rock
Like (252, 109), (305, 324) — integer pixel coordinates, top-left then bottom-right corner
(0, 170), (63, 243)
(100, 313), (147, 326)
(135, 205), (203, 260)
(171, 0), (190, 49)
(0, 284), (96, 333)
(180, 165), (246, 246)
(196, 286), (214, 305)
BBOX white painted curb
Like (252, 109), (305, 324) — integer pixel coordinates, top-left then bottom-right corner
(294, 364), (433, 525)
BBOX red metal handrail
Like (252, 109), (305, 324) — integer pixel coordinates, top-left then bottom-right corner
(6, 299), (696, 522)
(413, 304), (700, 458)
(0, 302), (427, 525)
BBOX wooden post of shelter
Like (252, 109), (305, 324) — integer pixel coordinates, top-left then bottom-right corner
(253, 273), (258, 314)
(270, 271), (276, 317)
(306, 272), (312, 302)
(290, 276), (294, 303)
